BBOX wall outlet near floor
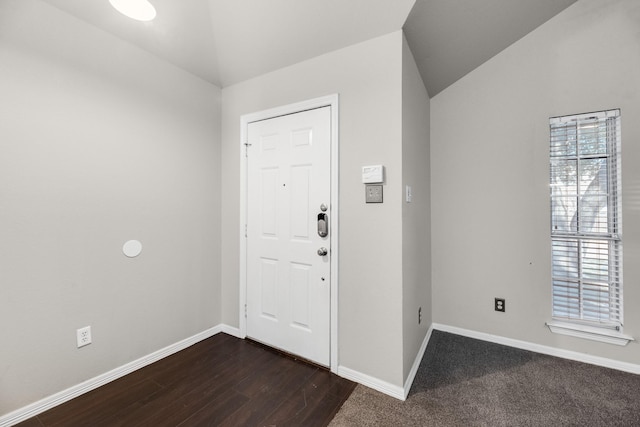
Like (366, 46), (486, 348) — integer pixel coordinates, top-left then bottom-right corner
(494, 298), (505, 312)
(77, 326), (92, 348)
(418, 306), (422, 324)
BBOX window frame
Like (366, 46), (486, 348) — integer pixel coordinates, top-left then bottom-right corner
(546, 109), (632, 345)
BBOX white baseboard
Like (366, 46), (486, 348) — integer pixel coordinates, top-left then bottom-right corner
(433, 323), (640, 375)
(337, 365), (406, 401)
(0, 325), (225, 427)
(220, 324), (243, 338)
(337, 327), (433, 402)
(403, 326), (433, 399)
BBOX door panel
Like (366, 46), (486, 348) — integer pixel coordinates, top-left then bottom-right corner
(290, 262), (311, 329)
(260, 168), (279, 236)
(291, 165), (311, 238)
(246, 106), (331, 366)
(259, 258), (278, 319)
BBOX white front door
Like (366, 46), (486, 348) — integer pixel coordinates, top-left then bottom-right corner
(246, 106), (331, 366)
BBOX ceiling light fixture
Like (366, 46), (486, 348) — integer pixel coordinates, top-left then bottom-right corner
(109, 0), (156, 22)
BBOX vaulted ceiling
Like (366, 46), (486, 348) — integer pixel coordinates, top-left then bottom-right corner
(404, 0), (578, 96)
(40, 0), (578, 96)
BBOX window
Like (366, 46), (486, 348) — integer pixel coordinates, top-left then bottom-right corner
(549, 109), (623, 337)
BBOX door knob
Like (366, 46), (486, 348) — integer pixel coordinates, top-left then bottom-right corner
(317, 247), (328, 256)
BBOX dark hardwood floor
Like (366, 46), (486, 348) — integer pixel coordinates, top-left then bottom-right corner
(15, 333), (356, 427)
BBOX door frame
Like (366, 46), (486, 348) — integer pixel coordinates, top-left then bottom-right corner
(239, 94), (339, 373)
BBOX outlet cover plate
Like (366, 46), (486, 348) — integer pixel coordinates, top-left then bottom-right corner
(77, 326), (92, 348)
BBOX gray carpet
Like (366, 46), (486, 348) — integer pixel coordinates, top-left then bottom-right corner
(329, 330), (640, 426)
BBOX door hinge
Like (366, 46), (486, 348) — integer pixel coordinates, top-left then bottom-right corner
(244, 224), (247, 238)
(244, 303), (247, 318)
(244, 142), (252, 157)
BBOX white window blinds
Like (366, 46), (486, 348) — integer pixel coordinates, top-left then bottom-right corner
(549, 109), (622, 329)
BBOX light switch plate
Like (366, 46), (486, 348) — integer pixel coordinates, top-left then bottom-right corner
(366, 185), (383, 203)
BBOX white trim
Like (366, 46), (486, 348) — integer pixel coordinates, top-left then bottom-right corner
(403, 326), (433, 399)
(550, 108), (620, 124)
(239, 94), (340, 374)
(219, 324), (243, 339)
(239, 109), (248, 340)
(0, 326), (222, 427)
(337, 366), (405, 401)
(546, 320), (634, 346)
(433, 323), (640, 375)
(336, 327), (432, 402)
(329, 97), (340, 372)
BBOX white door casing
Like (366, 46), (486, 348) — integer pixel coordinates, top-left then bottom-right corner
(240, 96), (339, 369)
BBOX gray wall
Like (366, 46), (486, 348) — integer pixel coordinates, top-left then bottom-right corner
(221, 32), (406, 387)
(401, 36), (431, 380)
(431, 0), (640, 362)
(0, 0), (222, 415)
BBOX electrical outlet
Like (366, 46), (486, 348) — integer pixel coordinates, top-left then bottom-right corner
(418, 306), (422, 324)
(77, 326), (92, 348)
(494, 298), (505, 312)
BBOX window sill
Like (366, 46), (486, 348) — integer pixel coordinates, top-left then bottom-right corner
(546, 321), (634, 346)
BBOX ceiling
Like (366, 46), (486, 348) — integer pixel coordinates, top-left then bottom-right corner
(404, 0), (578, 96)
(40, 0), (578, 96)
